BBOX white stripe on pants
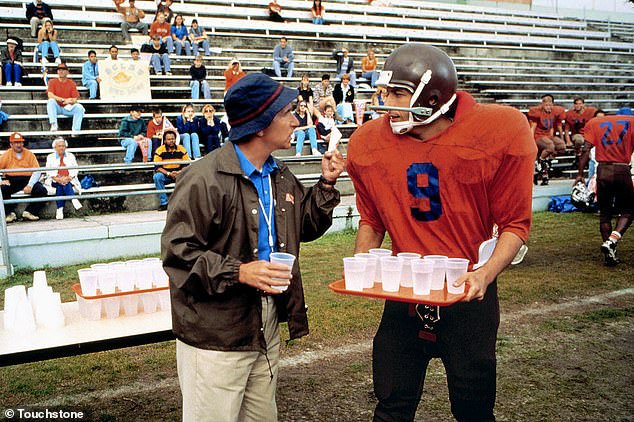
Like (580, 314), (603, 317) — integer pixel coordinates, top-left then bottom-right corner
(177, 296), (280, 422)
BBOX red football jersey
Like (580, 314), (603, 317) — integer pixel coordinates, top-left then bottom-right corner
(565, 107), (597, 136)
(528, 105), (565, 139)
(347, 92), (536, 263)
(584, 115), (634, 164)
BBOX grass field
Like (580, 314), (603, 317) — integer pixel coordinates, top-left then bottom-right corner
(0, 212), (632, 421)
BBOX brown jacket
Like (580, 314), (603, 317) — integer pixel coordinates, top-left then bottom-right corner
(161, 142), (340, 352)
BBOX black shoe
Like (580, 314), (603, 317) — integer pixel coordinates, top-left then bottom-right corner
(601, 240), (619, 266)
(540, 177), (549, 186)
(158, 204), (168, 211)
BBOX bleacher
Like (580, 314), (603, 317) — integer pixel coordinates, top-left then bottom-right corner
(1, 0), (633, 218)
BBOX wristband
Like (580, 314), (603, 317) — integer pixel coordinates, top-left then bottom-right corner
(318, 175), (336, 186)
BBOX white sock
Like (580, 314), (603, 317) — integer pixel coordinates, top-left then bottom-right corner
(609, 231), (622, 244)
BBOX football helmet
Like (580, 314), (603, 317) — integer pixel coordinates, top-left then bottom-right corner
(374, 43), (458, 134)
(571, 181), (595, 210)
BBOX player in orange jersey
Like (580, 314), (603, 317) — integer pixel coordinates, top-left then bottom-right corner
(347, 43), (536, 422)
(527, 94), (566, 185)
(564, 97), (596, 156)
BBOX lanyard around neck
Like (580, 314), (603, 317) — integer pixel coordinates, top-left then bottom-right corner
(258, 175), (275, 250)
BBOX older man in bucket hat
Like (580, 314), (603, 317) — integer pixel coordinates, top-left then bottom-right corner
(161, 73), (345, 422)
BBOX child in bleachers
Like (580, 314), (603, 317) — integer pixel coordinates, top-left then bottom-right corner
(197, 104), (228, 154)
(37, 19), (61, 64)
(189, 55), (211, 100)
(176, 104), (201, 159)
(171, 15), (192, 56)
(224, 58), (245, 94)
(146, 108), (178, 160)
(118, 105), (148, 163)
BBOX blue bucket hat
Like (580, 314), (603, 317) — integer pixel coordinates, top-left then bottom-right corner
(225, 73), (298, 141)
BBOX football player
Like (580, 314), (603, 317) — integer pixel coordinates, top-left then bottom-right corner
(527, 94), (566, 185)
(347, 43), (536, 422)
(564, 97), (596, 157)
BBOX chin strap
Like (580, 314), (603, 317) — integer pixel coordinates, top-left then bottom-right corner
(389, 93), (457, 134)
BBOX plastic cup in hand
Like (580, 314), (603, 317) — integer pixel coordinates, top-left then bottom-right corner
(354, 253), (378, 288)
(423, 255), (448, 290)
(411, 259), (434, 295)
(77, 269), (98, 296)
(380, 256), (402, 293)
(269, 252), (295, 291)
(343, 257), (367, 291)
(369, 248), (392, 283)
(32, 270), (48, 288)
(446, 258), (469, 294)
(397, 252), (421, 287)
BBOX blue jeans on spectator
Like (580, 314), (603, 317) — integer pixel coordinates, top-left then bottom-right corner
(47, 99), (85, 131)
(181, 133), (201, 159)
(151, 53), (171, 74)
(313, 17), (325, 24)
(3, 63), (22, 84)
(174, 39), (192, 56)
(120, 138), (138, 163)
(273, 61), (293, 78)
(361, 70), (379, 87)
(295, 127), (318, 155)
(153, 172), (174, 206)
(84, 80), (99, 99)
(40, 41), (60, 59)
(52, 181), (75, 209)
(190, 80), (211, 100)
(192, 39), (210, 56)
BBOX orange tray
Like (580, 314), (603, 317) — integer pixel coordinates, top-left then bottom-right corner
(71, 283), (169, 300)
(328, 279), (465, 306)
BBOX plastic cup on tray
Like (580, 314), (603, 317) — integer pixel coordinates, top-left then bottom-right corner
(354, 253), (378, 288)
(445, 258), (469, 294)
(343, 257), (367, 291)
(380, 256), (402, 293)
(411, 259), (434, 295)
(77, 269), (98, 296)
(368, 248), (392, 283)
(397, 252), (421, 287)
(423, 255), (448, 291)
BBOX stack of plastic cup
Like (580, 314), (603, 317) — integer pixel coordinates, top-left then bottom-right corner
(269, 252), (295, 292)
(343, 257), (367, 291)
(445, 258), (470, 294)
(380, 256), (402, 292)
(4, 285), (36, 332)
(32, 270), (47, 288)
(369, 248), (392, 283)
(397, 252), (421, 287)
(36, 292), (65, 328)
(411, 259), (434, 295)
(424, 255), (448, 291)
(354, 253), (378, 288)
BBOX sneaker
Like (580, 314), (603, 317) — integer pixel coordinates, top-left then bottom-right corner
(601, 240), (619, 266)
(41, 57), (49, 64)
(21, 211), (40, 221)
(166, 72), (172, 76)
(295, 152), (302, 157)
(14, 82), (22, 87)
(54, 57), (61, 65)
(5, 212), (17, 223)
(158, 204), (168, 211)
(540, 177), (549, 186)
(71, 199), (83, 210)
(311, 148), (322, 156)
(50, 123), (58, 132)
(5, 82), (12, 87)
(56, 208), (64, 220)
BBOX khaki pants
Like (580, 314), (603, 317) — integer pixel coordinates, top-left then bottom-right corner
(30, 16), (47, 37)
(177, 296), (280, 422)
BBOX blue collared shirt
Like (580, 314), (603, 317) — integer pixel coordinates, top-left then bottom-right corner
(234, 144), (278, 261)
(81, 60), (99, 86)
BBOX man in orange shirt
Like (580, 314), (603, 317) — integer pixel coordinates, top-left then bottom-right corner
(46, 63), (85, 132)
(347, 43), (535, 422)
(149, 12), (174, 53)
(0, 133), (48, 222)
(361, 48), (379, 87)
(527, 94), (566, 185)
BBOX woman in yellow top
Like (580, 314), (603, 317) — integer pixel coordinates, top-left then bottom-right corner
(361, 48), (380, 87)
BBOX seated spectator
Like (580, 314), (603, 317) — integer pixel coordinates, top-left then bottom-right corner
(176, 104), (201, 159)
(105, 45), (119, 61)
(116, 0), (149, 43)
(273, 36), (294, 78)
(311, 0), (325, 24)
(293, 101), (320, 157)
(26, 0), (53, 38)
(153, 128), (189, 211)
(316, 104), (339, 142)
(37, 19), (61, 64)
(149, 12), (174, 53)
(528, 94), (566, 185)
(46, 63), (85, 132)
(313, 74), (336, 115)
(147, 107), (178, 158)
(268, 0), (285, 22)
(224, 57), (245, 93)
(189, 55), (210, 100)
(0, 132), (48, 222)
(370, 86), (386, 119)
(1, 38), (23, 87)
(141, 35), (172, 75)
(171, 15), (192, 56)
(81, 50), (100, 100)
(188, 19), (210, 57)
(119, 105), (148, 163)
(333, 73), (354, 124)
(155, 0), (174, 23)
(130, 47), (141, 60)
(361, 48), (379, 87)
(197, 104), (228, 154)
(44, 137), (82, 220)
(334, 47), (356, 87)
(297, 74), (315, 115)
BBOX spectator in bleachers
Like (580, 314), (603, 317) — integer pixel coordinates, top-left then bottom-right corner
(131, 47), (141, 60)
(293, 100), (320, 157)
(37, 19), (61, 65)
(149, 12), (174, 53)
(316, 104), (339, 142)
(565, 97), (596, 155)
(106, 45), (119, 61)
(46, 63), (85, 132)
(311, 0), (326, 25)
(26, 0), (53, 38)
(313, 73), (336, 115)
(370, 86), (385, 120)
(171, 15), (192, 56)
(1, 38), (23, 87)
(142, 35), (172, 75)
(272, 36), (294, 78)
(528, 94), (565, 186)
(189, 55), (211, 100)
(81, 50), (101, 100)
(188, 19), (210, 57)
(268, 0), (286, 23)
(119, 104), (147, 163)
(297, 74), (315, 115)
(333, 73), (354, 124)
(176, 104), (201, 159)
(0, 132), (47, 223)
(147, 107), (178, 157)
(361, 48), (379, 87)
(155, 0), (174, 24)
(197, 104), (228, 154)
(224, 58), (245, 94)
(116, 0), (149, 44)
(334, 48), (356, 87)
(44, 136), (83, 220)
(153, 128), (189, 211)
